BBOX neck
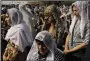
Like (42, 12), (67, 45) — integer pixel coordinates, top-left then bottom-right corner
(50, 23), (55, 28)
(76, 14), (80, 19)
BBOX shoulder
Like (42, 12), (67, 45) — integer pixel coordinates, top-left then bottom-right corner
(16, 28), (24, 33)
(86, 22), (90, 29)
(14, 29), (25, 36)
(83, 22), (90, 35)
(27, 52), (38, 61)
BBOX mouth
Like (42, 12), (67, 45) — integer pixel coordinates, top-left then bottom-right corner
(40, 49), (45, 52)
(39, 48), (47, 54)
(47, 20), (51, 23)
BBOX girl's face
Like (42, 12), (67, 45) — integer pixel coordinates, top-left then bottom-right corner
(36, 39), (49, 55)
(5, 13), (11, 26)
(72, 6), (79, 16)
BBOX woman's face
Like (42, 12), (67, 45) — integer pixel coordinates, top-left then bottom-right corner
(72, 6), (79, 16)
(5, 13), (11, 26)
(44, 7), (52, 23)
(36, 39), (49, 55)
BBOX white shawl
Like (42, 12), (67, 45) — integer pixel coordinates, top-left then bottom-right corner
(5, 8), (33, 52)
(69, 1), (89, 38)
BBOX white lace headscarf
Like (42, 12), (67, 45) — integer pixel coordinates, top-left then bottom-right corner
(27, 31), (57, 61)
(7, 8), (24, 26)
(69, 1), (89, 38)
(5, 8), (33, 52)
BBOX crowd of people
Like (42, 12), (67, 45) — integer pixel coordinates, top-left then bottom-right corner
(1, 1), (90, 61)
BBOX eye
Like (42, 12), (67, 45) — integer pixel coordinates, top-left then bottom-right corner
(36, 40), (41, 45)
(37, 42), (41, 45)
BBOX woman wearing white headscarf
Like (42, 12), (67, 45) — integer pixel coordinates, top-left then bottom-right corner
(19, 3), (37, 38)
(3, 8), (33, 61)
(64, 1), (90, 61)
(27, 31), (65, 61)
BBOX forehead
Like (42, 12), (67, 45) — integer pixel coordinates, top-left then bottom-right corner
(72, 5), (78, 10)
(35, 39), (44, 44)
(5, 13), (9, 17)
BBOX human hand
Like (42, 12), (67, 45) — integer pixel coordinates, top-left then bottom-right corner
(64, 50), (70, 54)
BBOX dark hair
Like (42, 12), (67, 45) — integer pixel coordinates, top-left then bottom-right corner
(50, 16), (56, 25)
(71, 4), (75, 12)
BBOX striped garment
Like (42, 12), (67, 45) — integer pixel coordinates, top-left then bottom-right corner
(69, 19), (90, 49)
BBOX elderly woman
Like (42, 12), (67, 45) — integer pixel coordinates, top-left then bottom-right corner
(27, 31), (65, 61)
(3, 8), (33, 61)
(64, 1), (90, 61)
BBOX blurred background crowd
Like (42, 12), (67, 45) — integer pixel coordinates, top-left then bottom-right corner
(1, 1), (90, 61)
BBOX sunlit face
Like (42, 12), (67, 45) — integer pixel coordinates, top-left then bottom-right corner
(5, 13), (11, 25)
(36, 39), (49, 55)
(44, 13), (54, 26)
(72, 6), (79, 16)
(44, 7), (52, 17)
(44, 7), (52, 23)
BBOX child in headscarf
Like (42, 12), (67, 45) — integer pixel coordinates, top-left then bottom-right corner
(27, 31), (65, 61)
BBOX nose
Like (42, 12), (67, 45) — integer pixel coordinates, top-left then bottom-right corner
(39, 44), (42, 49)
(73, 11), (76, 14)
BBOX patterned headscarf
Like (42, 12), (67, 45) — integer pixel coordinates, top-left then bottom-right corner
(70, 1), (89, 38)
(27, 31), (57, 61)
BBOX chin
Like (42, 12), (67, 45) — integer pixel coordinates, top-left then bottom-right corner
(40, 50), (47, 54)
(40, 52), (46, 55)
